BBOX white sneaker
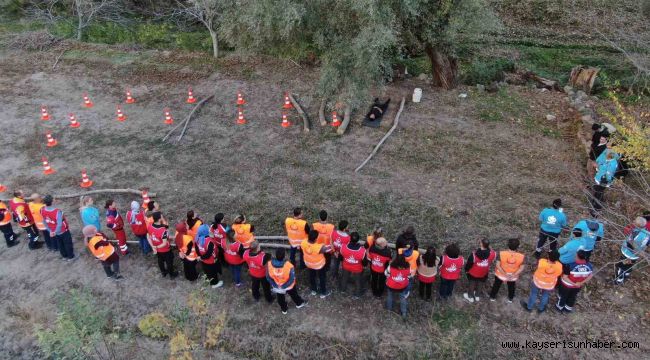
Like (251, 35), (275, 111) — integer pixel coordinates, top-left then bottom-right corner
(282, 310), (288, 315)
(212, 280), (224, 289)
(507, 299), (513, 304)
(320, 291), (332, 299)
(296, 300), (308, 309)
(489, 297), (496, 302)
(404, 291), (410, 299)
(463, 293), (474, 303)
(474, 296), (480, 302)
(311, 291), (317, 296)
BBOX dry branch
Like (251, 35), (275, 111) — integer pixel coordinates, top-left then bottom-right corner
(162, 94), (215, 142)
(354, 97), (406, 172)
(52, 48), (67, 69)
(335, 104), (352, 135)
(178, 94), (215, 142)
(288, 93), (310, 132)
(0, 188), (155, 202)
(523, 71), (561, 91)
(319, 99), (327, 126)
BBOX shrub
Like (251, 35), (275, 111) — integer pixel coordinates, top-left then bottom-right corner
(138, 312), (173, 339)
(175, 32), (212, 52)
(462, 58), (515, 85)
(136, 23), (174, 48)
(86, 22), (134, 44)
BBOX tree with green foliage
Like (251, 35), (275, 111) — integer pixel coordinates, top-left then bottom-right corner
(174, 0), (230, 58)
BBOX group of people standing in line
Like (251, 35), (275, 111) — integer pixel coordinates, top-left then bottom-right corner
(1, 188), (649, 318)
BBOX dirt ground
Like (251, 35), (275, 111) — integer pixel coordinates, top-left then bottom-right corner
(0, 44), (648, 359)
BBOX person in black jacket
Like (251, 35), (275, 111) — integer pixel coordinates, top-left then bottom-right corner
(395, 226), (418, 251)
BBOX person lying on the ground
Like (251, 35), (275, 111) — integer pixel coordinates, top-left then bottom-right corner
(365, 98), (390, 122)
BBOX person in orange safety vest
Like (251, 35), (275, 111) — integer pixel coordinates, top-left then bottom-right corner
(29, 194), (55, 251)
(489, 238), (525, 303)
(83, 225), (122, 280)
(9, 190), (42, 249)
(522, 249), (563, 313)
(267, 248), (307, 314)
(285, 207), (310, 268)
(232, 214), (255, 249)
(301, 229), (331, 298)
(0, 200), (19, 247)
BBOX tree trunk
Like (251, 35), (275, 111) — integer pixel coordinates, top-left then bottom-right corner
(76, 1), (83, 41)
(209, 30), (218, 58)
(425, 45), (458, 89)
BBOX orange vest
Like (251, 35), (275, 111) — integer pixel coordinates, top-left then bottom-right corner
(495, 250), (525, 281)
(179, 234), (198, 261)
(186, 219), (202, 240)
(267, 261), (295, 290)
(232, 223), (254, 248)
(312, 222), (334, 246)
(0, 202), (11, 226)
(398, 248), (420, 276)
(87, 234), (115, 261)
(29, 202), (46, 230)
(285, 217), (307, 247)
(301, 240), (325, 270)
(533, 259), (563, 290)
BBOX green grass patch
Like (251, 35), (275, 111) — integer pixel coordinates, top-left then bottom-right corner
(476, 87), (529, 122)
(462, 57), (515, 85)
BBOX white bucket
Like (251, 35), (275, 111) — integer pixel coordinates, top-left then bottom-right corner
(412, 88), (422, 103)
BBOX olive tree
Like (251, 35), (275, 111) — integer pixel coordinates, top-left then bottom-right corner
(174, 0), (229, 58)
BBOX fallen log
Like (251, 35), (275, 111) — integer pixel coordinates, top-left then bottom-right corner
(177, 94), (215, 142)
(162, 94), (215, 143)
(0, 188), (156, 202)
(522, 71), (561, 91)
(319, 99), (327, 126)
(288, 93), (310, 132)
(335, 104), (352, 135)
(354, 97), (406, 172)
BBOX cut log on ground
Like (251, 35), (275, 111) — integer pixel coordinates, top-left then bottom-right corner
(288, 93), (310, 132)
(162, 94), (215, 143)
(52, 49), (67, 70)
(354, 97), (406, 172)
(336, 105), (352, 135)
(522, 71), (561, 91)
(0, 188), (156, 202)
(319, 99), (327, 126)
(569, 66), (600, 94)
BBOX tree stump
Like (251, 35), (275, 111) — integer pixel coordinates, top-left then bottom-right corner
(569, 66), (600, 94)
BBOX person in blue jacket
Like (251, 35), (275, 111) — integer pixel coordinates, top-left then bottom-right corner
(591, 150), (619, 214)
(79, 196), (101, 234)
(615, 217), (649, 285)
(536, 199), (568, 258)
(572, 218), (604, 260)
(559, 229), (586, 265)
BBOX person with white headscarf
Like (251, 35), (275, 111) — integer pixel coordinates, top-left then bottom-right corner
(126, 201), (152, 254)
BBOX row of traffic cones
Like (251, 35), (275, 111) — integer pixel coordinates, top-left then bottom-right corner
(234, 91), (296, 128)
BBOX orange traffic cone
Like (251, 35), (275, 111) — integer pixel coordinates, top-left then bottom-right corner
(125, 89), (136, 104)
(237, 92), (246, 105)
(186, 87), (197, 104)
(69, 113), (80, 128)
(281, 113), (291, 128)
(331, 111), (341, 127)
(80, 169), (93, 188)
(236, 108), (246, 124)
(282, 93), (293, 109)
(0, 183), (6, 192)
(83, 93), (94, 108)
(141, 190), (150, 209)
(45, 132), (58, 147)
(164, 108), (173, 125)
(40, 105), (50, 121)
(41, 157), (55, 175)
(116, 105), (126, 122)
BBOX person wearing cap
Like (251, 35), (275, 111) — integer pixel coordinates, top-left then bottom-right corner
(242, 240), (273, 303)
(41, 195), (76, 261)
(175, 222), (199, 281)
(0, 200), (19, 248)
(556, 250), (592, 313)
(559, 229), (586, 265)
(83, 225), (122, 280)
(126, 201), (151, 254)
(572, 217), (603, 260)
(615, 217), (649, 285)
(29, 194), (55, 251)
(535, 199), (568, 258)
(9, 190), (42, 249)
(267, 248), (307, 314)
(301, 229), (331, 298)
(367, 236), (392, 297)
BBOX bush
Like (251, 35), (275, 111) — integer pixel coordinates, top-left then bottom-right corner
(462, 58), (515, 85)
(86, 22), (134, 44)
(136, 23), (174, 48)
(175, 32), (212, 52)
(138, 312), (173, 339)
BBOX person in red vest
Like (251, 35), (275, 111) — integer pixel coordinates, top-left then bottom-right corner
(210, 213), (228, 266)
(489, 238), (525, 303)
(330, 220), (350, 278)
(242, 240), (273, 303)
(417, 246), (439, 301)
(195, 223), (223, 288)
(301, 229), (331, 298)
(339, 232), (367, 298)
(438, 243), (464, 300)
(222, 230), (244, 287)
(9, 190), (42, 249)
(82, 225), (122, 280)
(126, 201), (151, 254)
(147, 211), (177, 278)
(367, 236), (392, 297)
(105, 200), (128, 255)
(0, 200), (19, 248)
(267, 248), (307, 314)
(41, 195), (75, 261)
(175, 222), (199, 281)
(385, 254), (411, 319)
(463, 238), (496, 303)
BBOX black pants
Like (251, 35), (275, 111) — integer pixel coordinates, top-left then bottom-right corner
(439, 278), (456, 298)
(590, 184), (607, 211)
(183, 259), (199, 281)
(41, 230), (55, 250)
(536, 230), (560, 253)
(308, 268), (328, 295)
(0, 223), (17, 245)
(202, 262), (221, 285)
(557, 283), (580, 311)
(276, 287), (304, 312)
(340, 270), (363, 297)
(21, 225), (40, 249)
(370, 271), (386, 297)
(489, 277), (516, 300)
(156, 251), (176, 277)
(289, 247), (305, 269)
(55, 231), (75, 259)
(419, 281), (433, 300)
(251, 276), (273, 303)
(102, 259), (120, 277)
(615, 256), (637, 282)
